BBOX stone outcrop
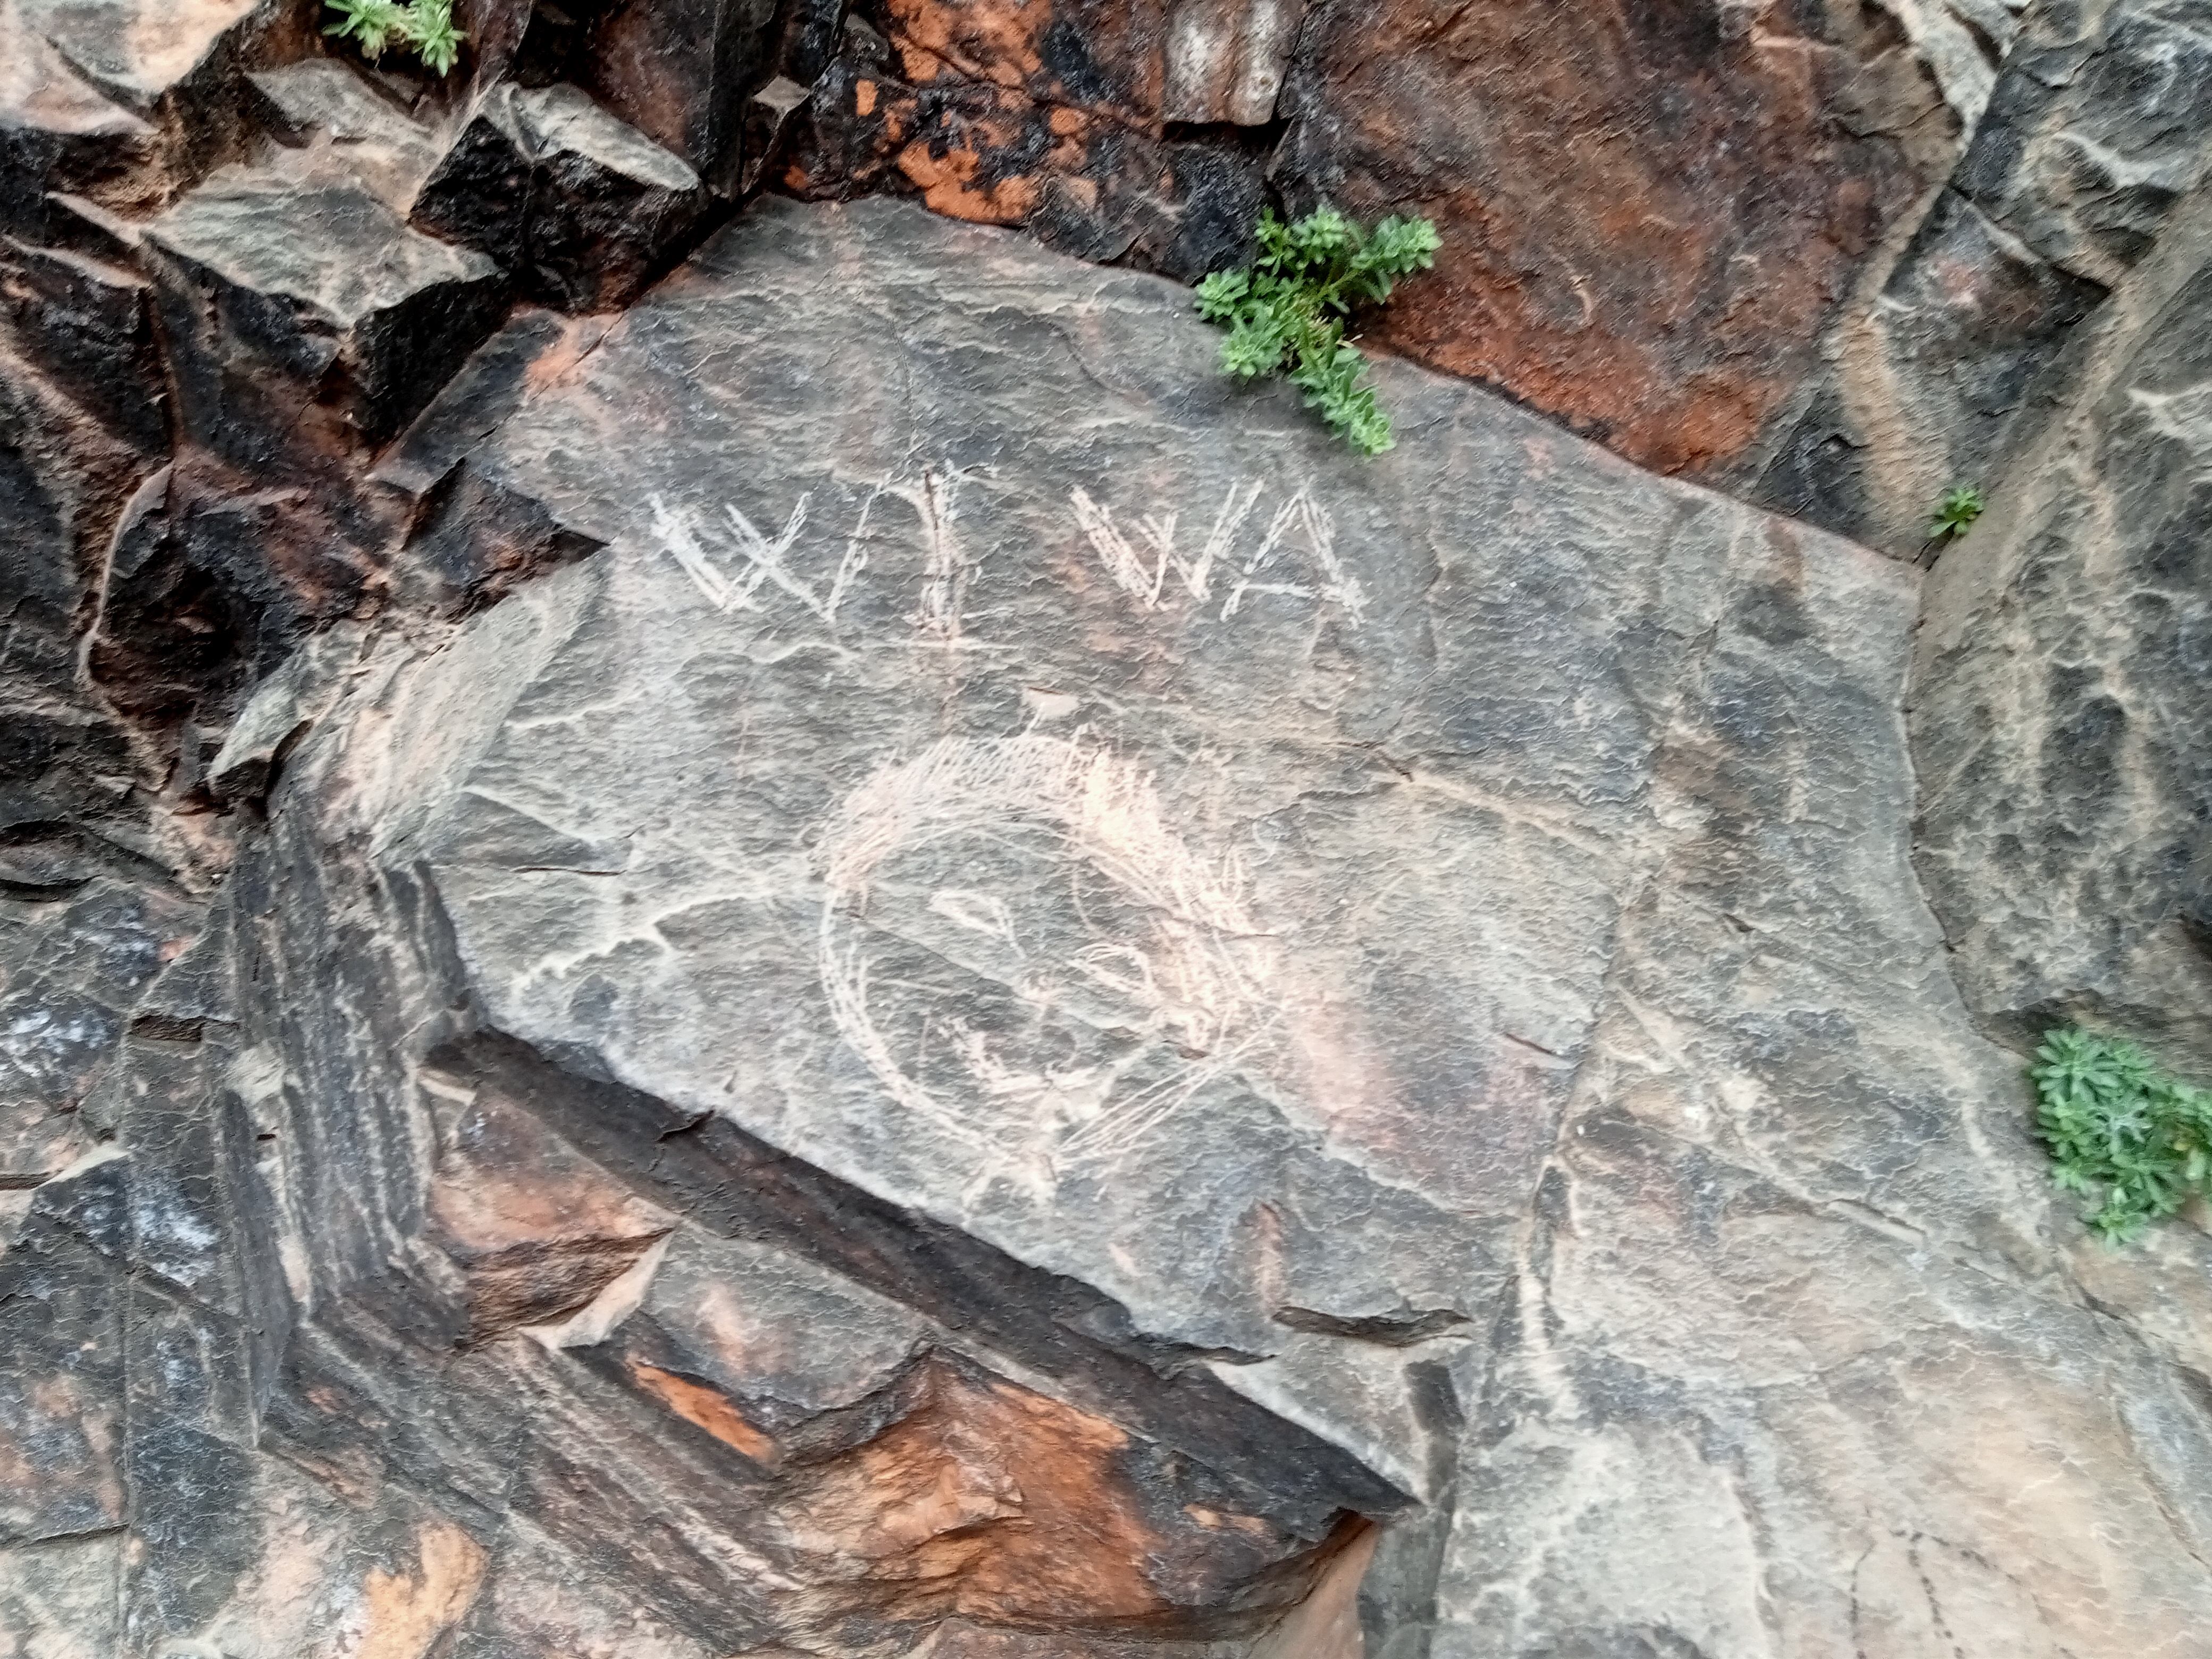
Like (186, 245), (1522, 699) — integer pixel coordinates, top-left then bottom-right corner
(1909, 169), (2212, 1073)
(11, 189), (2212, 1655)
(1739, 0), (2212, 553)
(411, 82), (709, 310)
(777, 0), (1981, 467)
(1271, 0), (1950, 474)
(4, 3), (2211, 1656)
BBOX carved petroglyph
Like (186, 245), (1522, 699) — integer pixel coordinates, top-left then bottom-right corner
(650, 491), (824, 617)
(814, 734), (1291, 1184)
(1068, 478), (1261, 608)
(650, 465), (977, 646)
(646, 474), (1368, 1178)
(1070, 480), (1368, 626)
(649, 472), (1367, 639)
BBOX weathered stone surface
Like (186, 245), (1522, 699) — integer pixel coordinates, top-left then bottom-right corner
(59, 128), (519, 729)
(577, 0), (782, 193)
(81, 454), (381, 732)
(1911, 172), (2212, 1073)
(0, 322), (163, 838)
(247, 57), (447, 211)
(1159, 0), (1307, 125)
(204, 624), (363, 806)
(1439, 1092), (2212, 1656)
(412, 81), (710, 311)
(1, 876), (194, 1170)
(53, 197), (2180, 1654)
(146, 160), (507, 456)
(1, 233), (164, 453)
(739, 72), (811, 195)
(775, 0), (1291, 276)
(0, 0), (296, 239)
(783, 53), (1269, 280)
(1956, 0), (2212, 285)
(1, 13), (2209, 1654)
(770, 0), (2061, 482)
(1742, 0), (2212, 552)
(1275, 0), (1953, 475)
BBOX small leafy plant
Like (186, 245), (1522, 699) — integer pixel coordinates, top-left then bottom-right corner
(324, 0), (465, 74)
(2031, 1025), (2212, 1244)
(1928, 483), (1985, 540)
(1195, 206), (1440, 456)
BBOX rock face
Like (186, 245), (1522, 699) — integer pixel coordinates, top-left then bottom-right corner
(778, 0), (1979, 467)
(9, 194), (2212, 1657)
(0, 0), (302, 238)
(1743, 0), (2212, 551)
(5, 3), (2212, 1656)
(1909, 173), (2212, 1072)
(412, 82), (709, 311)
(1272, 0), (1943, 473)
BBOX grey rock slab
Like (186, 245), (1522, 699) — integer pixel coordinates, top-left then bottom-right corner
(1742, 0), (2212, 554)
(146, 165), (496, 329)
(0, 0), (277, 240)
(1957, 0), (2212, 288)
(145, 162), (506, 451)
(273, 197), (1941, 1510)
(0, 1530), (123, 1658)
(1913, 167), (2212, 1073)
(410, 82), (709, 313)
(0, 1208), (125, 1546)
(246, 58), (446, 211)
(206, 623), (366, 806)
(0, 875), (196, 1159)
(626, 1228), (933, 1442)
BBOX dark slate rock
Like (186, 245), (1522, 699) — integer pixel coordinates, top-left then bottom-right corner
(0, 1220), (125, 1545)
(0, 876), (194, 1181)
(0, 236), (166, 454)
(738, 74), (810, 196)
(1956, 1), (2212, 284)
(375, 307), (613, 500)
(0, 314), (157, 828)
(576, 0), (780, 194)
(145, 163), (507, 455)
(204, 626), (363, 807)
(245, 58), (446, 211)
(80, 454), (393, 727)
(80, 464), (270, 721)
(0, 0), (288, 240)
(412, 83), (709, 312)
(1736, 0), (2212, 552)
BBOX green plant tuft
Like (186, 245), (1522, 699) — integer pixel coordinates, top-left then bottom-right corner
(324, 0), (464, 74)
(1928, 482), (1985, 539)
(2030, 1025), (2212, 1244)
(1194, 205), (1439, 456)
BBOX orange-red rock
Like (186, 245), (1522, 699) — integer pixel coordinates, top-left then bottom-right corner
(1275, 0), (1945, 473)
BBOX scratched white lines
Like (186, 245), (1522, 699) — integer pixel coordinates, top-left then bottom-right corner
(650, 468), (1368, 641)
(813, 733), (1289, 1186)
(1070, 478), (1367, 627)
